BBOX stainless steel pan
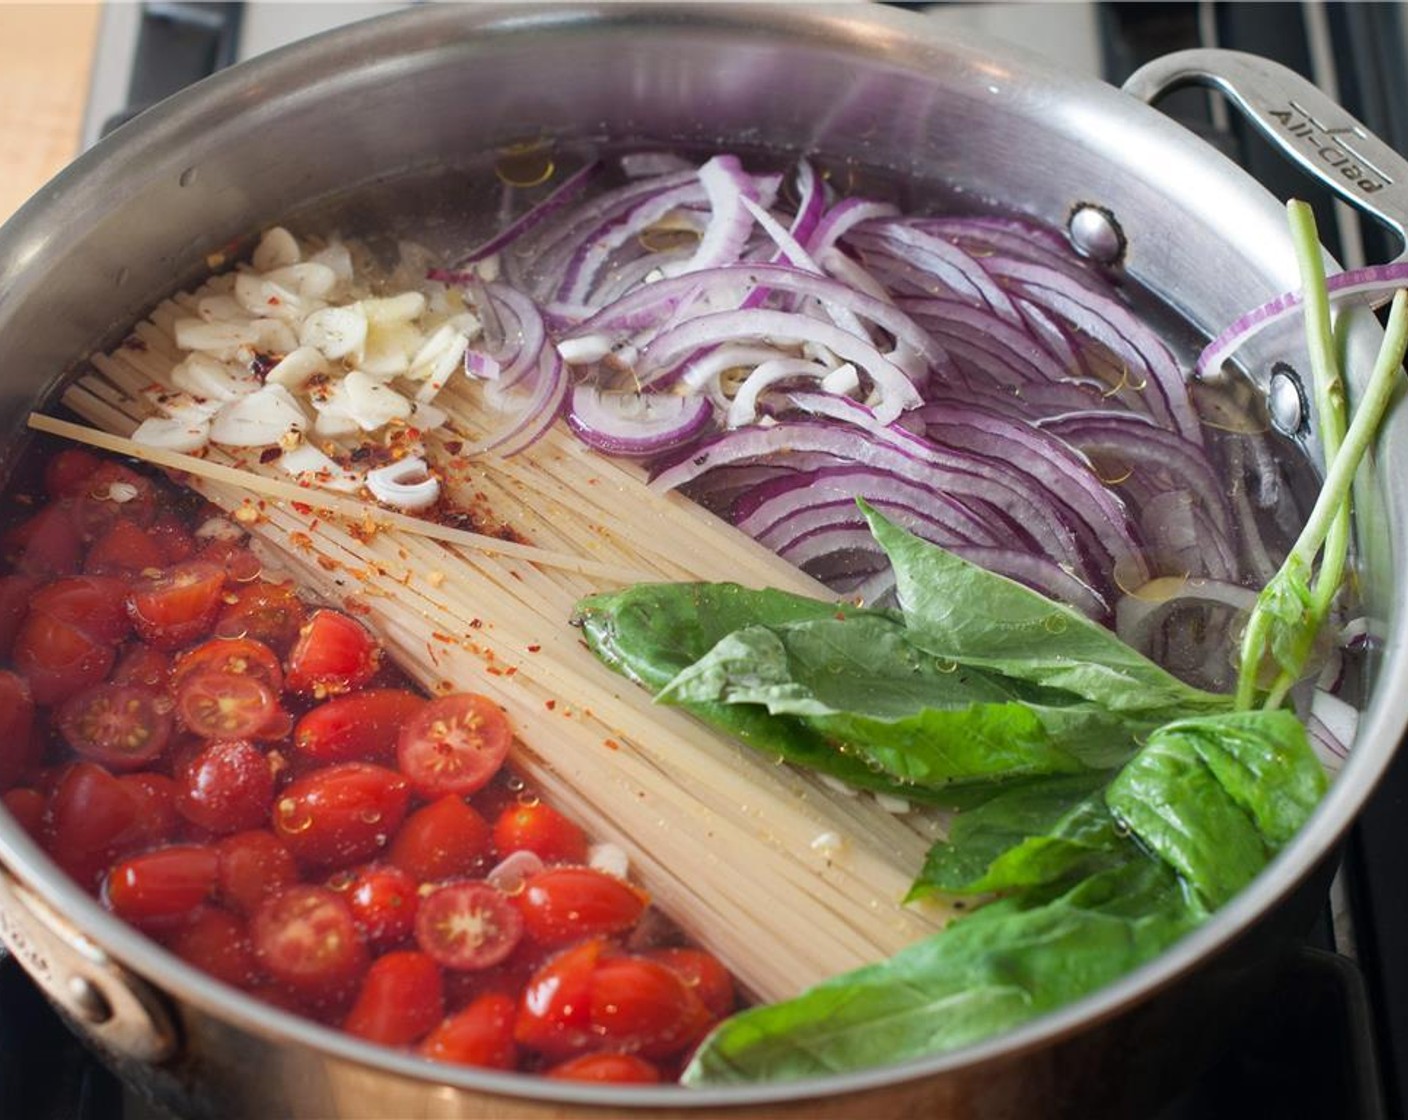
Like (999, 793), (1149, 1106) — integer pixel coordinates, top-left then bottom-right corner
(1, 6), (1406, 1117)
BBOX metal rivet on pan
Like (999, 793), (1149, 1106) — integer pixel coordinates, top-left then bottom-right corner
(1067, 204), (1126, 265)
(67, 975), (114, 1025)
(1268, 363), (1307, 435)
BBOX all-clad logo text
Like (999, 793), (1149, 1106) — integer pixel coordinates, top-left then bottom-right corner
(1268, 101), (1392, 195)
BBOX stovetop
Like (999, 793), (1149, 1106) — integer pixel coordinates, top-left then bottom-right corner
(4, 3), (1407, 1119)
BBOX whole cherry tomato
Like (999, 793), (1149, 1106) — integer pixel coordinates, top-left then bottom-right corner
(644, 947), (736, 1019)
(514, 937), (604, 1058)
(491, 801), (588, 866)
(1, 504), (82, 576)
(0, 671), (36, 790)
(32, 575), (132, 644)
(387, 796), (491, 883)
(214, 581), (306, 654)
(43, 449), (102, 500)
(545, 1052), (662, 1083)
(177, 740), (276, 834)
(517, 867), (648, 946)
(104, 844), (219, 927)
(343, 864), (420, 952)
(294, 689), (426, 764)
(84, 520), (165, 575)
(418, 992), (518, 1070)
(272, 763), (410, 869)
(215, 830), (298, 916)
(587, 955), (710, 1058)
(342, 950), (444, 1046)
(161, 906), (259, 989)
(43, 762), (144, 886)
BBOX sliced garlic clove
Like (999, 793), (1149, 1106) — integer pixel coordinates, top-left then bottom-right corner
(132, 415), (211, 453)
(278, 442), (364, 493)
(299, 304), (367, 362)
(251, 226), (302, 272)
(209, 384), (308, 447)
(343, 369), (412, 430)
(171, 352), (261, 401)
(264, 346), (330, 391)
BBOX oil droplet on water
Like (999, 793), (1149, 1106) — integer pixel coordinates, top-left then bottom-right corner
(495, 142), (556, 188)
(359, 809), (382, 824)
(934, 657), (959, 674)
(516, 792), (540, 808)
(1042, 614), (1069, 635)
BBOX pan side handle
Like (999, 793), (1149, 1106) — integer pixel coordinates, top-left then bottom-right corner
(1124, 48), (1408, 262)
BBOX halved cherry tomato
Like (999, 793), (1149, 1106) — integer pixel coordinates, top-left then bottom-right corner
(177, 740), (275, 834)
(110, 643), (172, 690)
(104, 844), (219, 927)
(32, 575), (132, 644)
(517, 867), (648, 946)
(415, 881), (523, 971)
(342, 950), (444, 1045)
(0, 574), (39, 657)
(3, 787), (45, 836)
(127, 561), (226, 650)
(56, 683), (172, 771)
(84, 519), (165, 575)
(344, 864), (420, 951)
(215, 830), (298, 916)
(1, 504), (82, 575)
(294, 689), (426, 765)
(491, 801), (588, 866)
(387, 796), (491, 883)
(588, 956), (711, 1058)
(0, 671), (36, 790)
(418, 992), (518, 1069)
(43, 762), (144, 884)
(272, 763), (410, 869)
(162, 906), (259, 988)
(397, 693), (511, 799)
(251, 884), (369, 1003)
(12, 613), (116, 705)
(176, 672), (288, 741)
(545, 1052), (662, 1083)
(642, 947), (735, 1020)
(43, 448), (102, 500)
(284, 610), (380, 698)
(514, 937), (604, 1057)
(172, 636), (283, 694)
(214, 581), (306, 654)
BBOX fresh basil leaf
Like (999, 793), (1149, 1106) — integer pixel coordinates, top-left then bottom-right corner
(575, 583), (936, 800)
(910, 772), (1122, 897)
(860, 501), (1230, 720)
(658, 615), (1137, 788)
(684, 855), (1202, 1085)
(1105, 710), (1324, 908)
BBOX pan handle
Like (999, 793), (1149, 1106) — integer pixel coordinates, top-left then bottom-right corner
(1123, 48), (1408, 262)
(0, 865), (178, 1064)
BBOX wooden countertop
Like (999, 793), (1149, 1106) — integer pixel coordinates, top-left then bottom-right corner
(0, 4), (101, 223)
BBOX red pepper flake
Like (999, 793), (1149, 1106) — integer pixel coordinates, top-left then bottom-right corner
(486, 667), (504, 677)
(603, 738), (620, 751)
(526, 644), (541, 654)
(344, 598), (372, 616)
(469, 618), (483, 629)
(544, 700), (557, 711)
(259, 447), (282, 465)
(834, 611), (848, 621)
(444, 440), (464, 455)
(288, 532), (314, 551)
(436, 680), (455, 694)
(431, 632), (455, 643)
(503, 667), (517, 677)
(316, 556), (340, 572)
(291, 501), (313, 515)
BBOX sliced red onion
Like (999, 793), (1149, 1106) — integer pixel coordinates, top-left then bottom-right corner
(1113, 577), (1256, 657)
(659, 155), (760, 279)
(620, 151), (697, 178)
(1308, 689), (1357, 773)
(805, 197), (900, 258)
(465, 348), (569, 458)
(726, 358), (840, 427)
(649, 419), (1090, 579)
(848, 221), (1024, 326)
(638, 309), (922, 424)
(1196, 261), (1408, 378)
(567, 384), (713, 457)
